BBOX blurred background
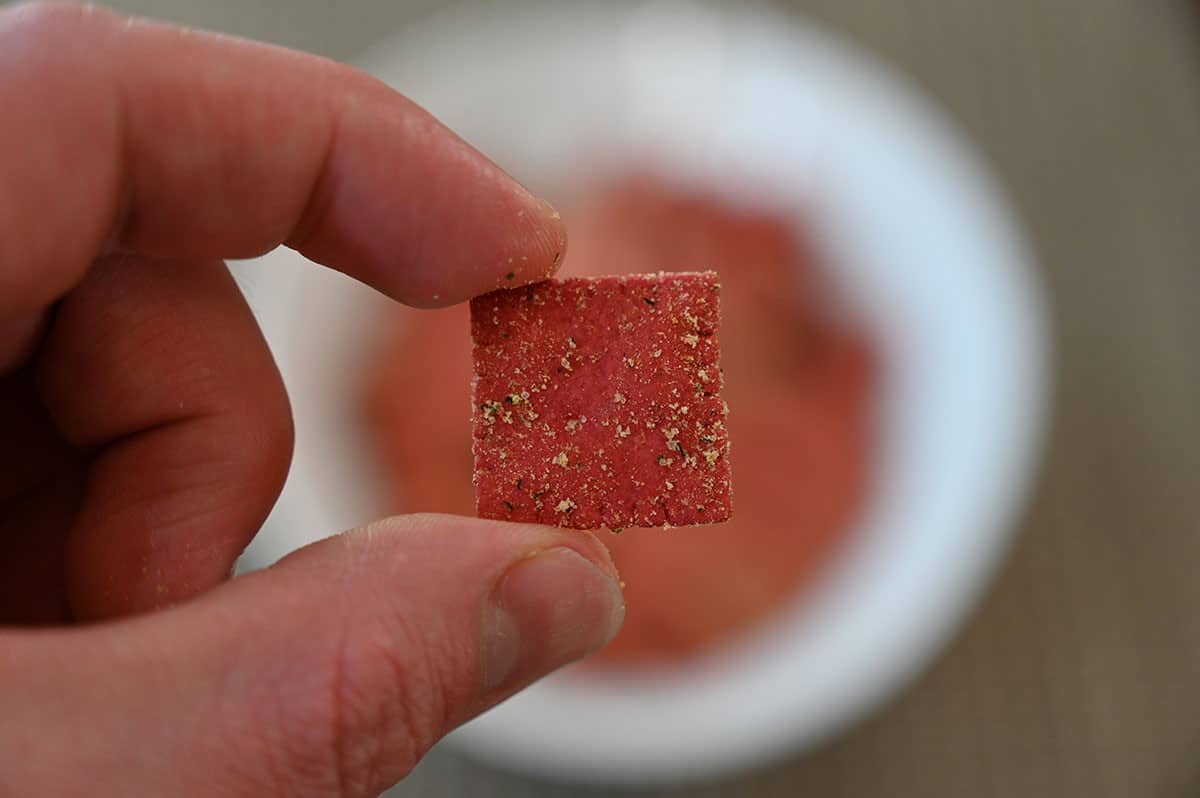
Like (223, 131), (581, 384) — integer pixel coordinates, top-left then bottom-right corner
(16, 0), (1199, 795)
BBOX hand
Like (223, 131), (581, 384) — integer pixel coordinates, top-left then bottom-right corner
(0, 4), (624, 795)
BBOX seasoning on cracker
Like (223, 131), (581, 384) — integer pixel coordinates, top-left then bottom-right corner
(470, 272), (732, 530)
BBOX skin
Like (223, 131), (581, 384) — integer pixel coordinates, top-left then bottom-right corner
(0, 3), (624, 796)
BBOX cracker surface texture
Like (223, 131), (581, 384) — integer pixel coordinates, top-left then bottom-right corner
(470, 272), (731, 530)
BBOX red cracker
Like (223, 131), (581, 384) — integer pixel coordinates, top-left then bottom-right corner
(470, 272), (732, 530)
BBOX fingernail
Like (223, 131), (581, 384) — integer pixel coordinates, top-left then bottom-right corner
(482, 547), (625, 695)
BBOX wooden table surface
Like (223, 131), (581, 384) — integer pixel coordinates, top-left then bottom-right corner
(32, 0), (1200, 795)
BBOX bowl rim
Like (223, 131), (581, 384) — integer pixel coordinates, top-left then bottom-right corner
(241, 0), (1051, 787)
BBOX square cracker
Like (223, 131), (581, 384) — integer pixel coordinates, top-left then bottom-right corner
(470, 272), (732, 530)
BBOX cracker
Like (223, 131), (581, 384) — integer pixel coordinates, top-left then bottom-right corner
(470, 272), (731, 530)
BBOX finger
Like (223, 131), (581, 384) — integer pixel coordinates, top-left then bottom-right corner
(0, 367), (85, 624)
(0, 312), (47, 375)
(0, 1), (565, 318)
(36, 253), (292, 620)
(0, 516), (625, 797)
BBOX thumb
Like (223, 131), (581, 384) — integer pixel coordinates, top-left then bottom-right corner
(1, 514), (624, 798)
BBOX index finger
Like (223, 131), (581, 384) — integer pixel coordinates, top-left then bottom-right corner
(0, 2), (565, 316)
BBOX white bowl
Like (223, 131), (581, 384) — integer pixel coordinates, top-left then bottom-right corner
(237, 0), (1049, 787)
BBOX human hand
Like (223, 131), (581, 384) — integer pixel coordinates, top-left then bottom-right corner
(0, 4), (624, 795)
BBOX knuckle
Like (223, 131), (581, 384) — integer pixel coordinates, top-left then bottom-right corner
(317, 615), (448, 795)
(200, 649), (343, 797)
(257, 369), (295, 497)
(217, 359), (294, 505)
(256, 608), (454, 797)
